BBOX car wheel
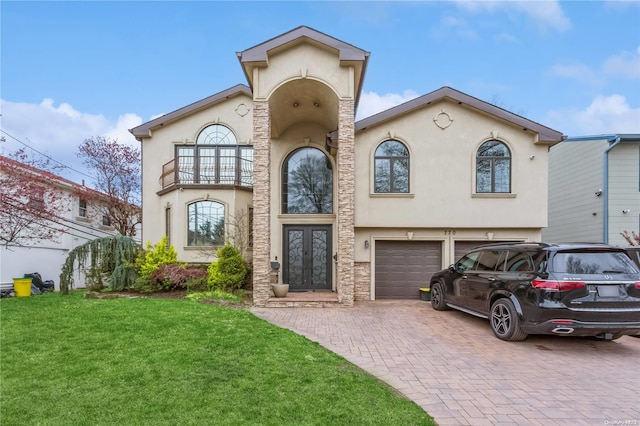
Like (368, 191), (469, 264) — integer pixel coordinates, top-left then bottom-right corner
(430, 281), (448, 311)
(490, 299), (527, 341)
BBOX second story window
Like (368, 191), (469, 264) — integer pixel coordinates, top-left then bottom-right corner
(374, 140), (409, 193)
(176, 124), (253, 187)
(79, 199), (87, 218)
(102, 215), (112, 227)
(476, 140), (511, 193)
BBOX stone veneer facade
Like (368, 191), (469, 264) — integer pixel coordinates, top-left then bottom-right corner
(336, 99), (356, 306)
(252, 100), (271, 307)
(354, 262), (371, 301)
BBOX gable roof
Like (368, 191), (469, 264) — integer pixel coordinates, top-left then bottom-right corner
(237, 25), (370, 109)
(129, 84), (252, 140)
(355, 86), (565, 145)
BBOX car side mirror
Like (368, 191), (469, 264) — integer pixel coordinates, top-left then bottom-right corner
(448, 264), (456, 273)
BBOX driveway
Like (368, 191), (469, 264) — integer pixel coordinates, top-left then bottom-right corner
(252, 300), (640, 426)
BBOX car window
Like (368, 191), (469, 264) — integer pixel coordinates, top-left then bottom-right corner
(476, 250), (504, 271)
(505, 251), (534, 272)
(456, 251), (481, 272)
(550, 251), (640, 274)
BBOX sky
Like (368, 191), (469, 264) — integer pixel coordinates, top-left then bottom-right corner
(1, 0), (639, 185)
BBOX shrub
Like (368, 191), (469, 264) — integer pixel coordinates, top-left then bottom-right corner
(148, 264), (208, 292)
(208, 244), (248, 291)
(134, 236), (179, 289)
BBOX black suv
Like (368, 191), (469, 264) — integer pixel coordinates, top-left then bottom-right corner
(429, 242), (640, 341)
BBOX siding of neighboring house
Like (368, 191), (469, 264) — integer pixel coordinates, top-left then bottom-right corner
(543, 135), (640, 247)
(0, 158), (128, 291)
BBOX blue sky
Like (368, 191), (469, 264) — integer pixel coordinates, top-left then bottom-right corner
(1, 1), (639, 184)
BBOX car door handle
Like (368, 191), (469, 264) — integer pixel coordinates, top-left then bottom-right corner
(488, 277), (496, 282)
(461, 275), (468, 279)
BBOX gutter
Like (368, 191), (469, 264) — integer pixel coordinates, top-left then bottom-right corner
(603, 135), (622, 243)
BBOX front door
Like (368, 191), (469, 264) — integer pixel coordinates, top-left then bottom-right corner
(283, 225), (332, 291)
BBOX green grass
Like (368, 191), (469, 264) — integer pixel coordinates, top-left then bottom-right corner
(1, 292), (434, 425)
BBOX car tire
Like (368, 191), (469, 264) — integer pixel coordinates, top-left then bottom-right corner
(430, 281), (448, 311)
(490, 298), (528, 341)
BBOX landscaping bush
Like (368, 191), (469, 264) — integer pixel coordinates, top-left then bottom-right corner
(133, 236), (180, 291)
(208, 244), (248, 292)
(149, 264), (208, 292)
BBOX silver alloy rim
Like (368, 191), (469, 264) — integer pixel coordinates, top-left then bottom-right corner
(492, 304), (511, 335)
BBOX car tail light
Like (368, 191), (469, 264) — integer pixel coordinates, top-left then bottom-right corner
(532, 279), (586, 291)
(635, 282), (640, 289)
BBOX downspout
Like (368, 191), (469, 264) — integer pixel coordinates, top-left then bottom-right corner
(603, 136), (622, 243)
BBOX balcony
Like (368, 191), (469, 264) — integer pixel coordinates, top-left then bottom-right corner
(159, 157), (253, 194)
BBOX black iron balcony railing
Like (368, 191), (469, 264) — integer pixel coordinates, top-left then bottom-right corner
(160, 157), (253, 189)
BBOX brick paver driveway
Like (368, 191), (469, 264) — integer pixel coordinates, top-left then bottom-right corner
(252, 300), (640, 426)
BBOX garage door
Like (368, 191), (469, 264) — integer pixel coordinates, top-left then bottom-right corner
(454, 240), (519, 262)
(375, 241), (442, 299)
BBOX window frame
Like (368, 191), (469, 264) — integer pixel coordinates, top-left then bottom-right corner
(373, 139), (410, 194)
(175, 124), (253, 187)
(186, 200), (226, 247)
(281, 147), (334, 215)
(475, 140), (512, 194)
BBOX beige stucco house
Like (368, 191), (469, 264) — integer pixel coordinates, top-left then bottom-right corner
(130, 26), (565, 306)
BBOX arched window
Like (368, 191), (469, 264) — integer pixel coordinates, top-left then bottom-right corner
(374, 140), (409, 193)
(176, 124), (253, 186)
(282, 147), (333, 214)
(187, 200), (225, 246)
(476, 140), (511, 193)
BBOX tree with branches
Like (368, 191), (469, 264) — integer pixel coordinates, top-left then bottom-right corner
(0, 149), (68, 247)
(77, 136), (141, 237)
(621, 230), (640, 246)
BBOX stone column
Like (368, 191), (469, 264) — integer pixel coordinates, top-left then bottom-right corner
(337, 99), (355, 306)
(252, 100), (271, 306)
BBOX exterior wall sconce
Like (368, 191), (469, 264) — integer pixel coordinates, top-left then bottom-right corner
(622, 209), (631, 214)
(293, 102), (299, 108)
(595, 189), (603, 196)
(364, 240), (369, 249)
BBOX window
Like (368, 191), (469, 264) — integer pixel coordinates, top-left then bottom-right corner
(102, 215), (111, 227)
(374, 140), (409, 193)
(456, 251), (482, 272)
(165, 207), (171, 246)
(187, 200), (225, 247)
(476, 140), (511, 193)
(176, 124), (253, 186)
(282, 147), (333, 214)
(28, 190), (45, 211)
(79, 199), (87, 218)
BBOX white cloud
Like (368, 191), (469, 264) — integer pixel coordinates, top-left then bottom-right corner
(356, 90), (420, 121)
(547, 94), (640, 136)
(602, 46), (640, 80)
(0, 99), (142, 184)
(550, 62), (603, 87)
(452, 0), (571, 32)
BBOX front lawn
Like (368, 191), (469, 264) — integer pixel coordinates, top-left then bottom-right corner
(0, 292), (434, 425)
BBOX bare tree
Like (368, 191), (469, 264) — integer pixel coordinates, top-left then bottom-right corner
(621, 230), (640, 246)
(0, 149), (68, 247)
(195, 208), (252, 261)
(78, 136), (141, 237)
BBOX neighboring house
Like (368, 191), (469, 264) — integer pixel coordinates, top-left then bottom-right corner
(0, 155), (128, 291)
(130, 26), (565, 306)
(543, 134), (640, 247)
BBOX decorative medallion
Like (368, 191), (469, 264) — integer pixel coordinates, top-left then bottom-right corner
(235, 103), (250, 117)
(434, 110), (453, 130)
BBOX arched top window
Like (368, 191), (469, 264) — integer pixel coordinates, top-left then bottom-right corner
(374, 140), (409, 193)
(476, 140), (511, 193)
(282, 147), (333, 214)
(187, 200), (225, 247)
(196, 124), (237, 145)
(175, 124), (252, 187)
